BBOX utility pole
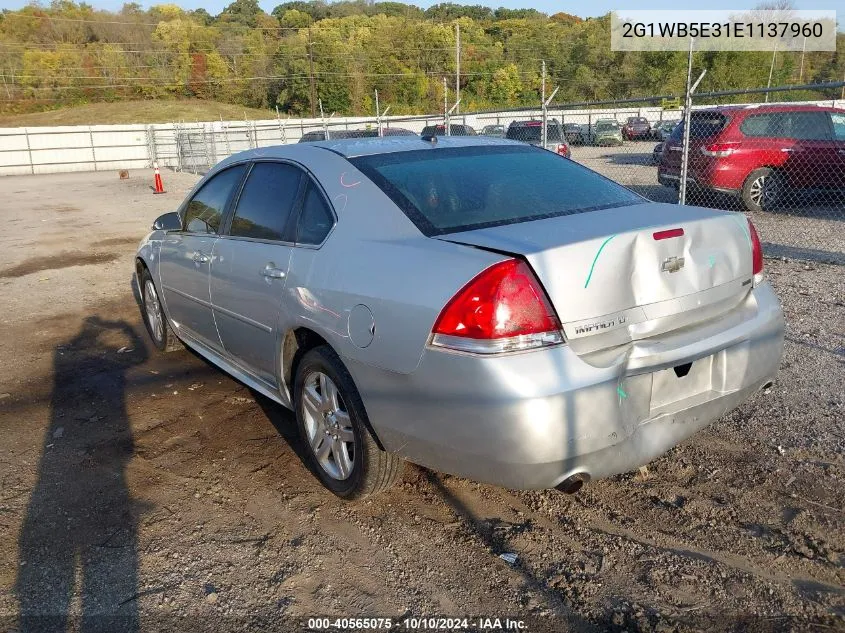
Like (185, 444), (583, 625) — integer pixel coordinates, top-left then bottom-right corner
(798, 36), (806, 83)
(455, 23), (460, 115)
(765, 44), (777, 103)
(308, 27), (317, 118)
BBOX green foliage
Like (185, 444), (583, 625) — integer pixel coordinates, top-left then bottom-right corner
(0, 2), (841, 117)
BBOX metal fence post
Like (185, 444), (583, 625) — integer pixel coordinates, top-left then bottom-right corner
(146, 125), (157, 168)
(24, 128), (34, 175)
(220, 117), (231, 158)
(173, 122), (182, 173)
(679, 40), (695, 206)
(88, 126), (97, 171)
(207, 122), (218, 166)
(679, 39), (707, 207)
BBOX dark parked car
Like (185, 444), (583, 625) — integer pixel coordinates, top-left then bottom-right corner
(481, 124), (505, 138)
(299, 128), (415, 142)
(658, 104), (845, 212)
(564, 123), (586, 144)
(420, 124), (477, 137)
(505, 119), (571, 158)
(651, 120), (680, 141)
(652, 142), (664, 165)
(622, 116), (652, 140)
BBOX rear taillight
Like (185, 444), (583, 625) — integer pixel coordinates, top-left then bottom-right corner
(431, 259), (564, 354)
(700, 141), (739, 157)
(748, 218), (764, 278)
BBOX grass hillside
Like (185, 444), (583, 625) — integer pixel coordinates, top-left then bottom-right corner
(0, 100), (278, 127)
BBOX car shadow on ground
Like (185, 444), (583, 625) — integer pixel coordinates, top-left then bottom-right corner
(604, 151), (657, 166)
(16, 316), (148, 632)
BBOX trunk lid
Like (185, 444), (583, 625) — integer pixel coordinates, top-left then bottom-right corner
(436, 202), (754, 354)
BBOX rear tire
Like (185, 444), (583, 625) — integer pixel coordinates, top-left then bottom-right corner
(139, 267), (182, 352)
(742, 167), (780, 213)
(294, 346), (404, 500)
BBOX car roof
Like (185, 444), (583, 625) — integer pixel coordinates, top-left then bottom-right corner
(313, 135), (520, 158)
(697, 104), (841, 116)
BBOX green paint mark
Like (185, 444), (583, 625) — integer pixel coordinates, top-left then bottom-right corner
(708, 255), (715, 268)
(584, 234), (618, 289)
(617, 386), (627, 399)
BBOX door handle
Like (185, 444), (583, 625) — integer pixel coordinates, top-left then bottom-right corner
(192, 252), (210, 264)
(261, 265), (286, 279)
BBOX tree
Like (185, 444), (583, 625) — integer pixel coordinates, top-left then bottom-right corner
(219, 0), (264, 28)
(277, 9), (312, 28)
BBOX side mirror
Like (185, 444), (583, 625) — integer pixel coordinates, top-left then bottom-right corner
(152, 211), (181, 231)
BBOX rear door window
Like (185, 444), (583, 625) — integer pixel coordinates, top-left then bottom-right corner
(782, 111), (832, 141)
(183, 164), (247, 234)
(228, 162), (303, 241)
(296, 184), (335, 245)
(350, 145), (643, 236)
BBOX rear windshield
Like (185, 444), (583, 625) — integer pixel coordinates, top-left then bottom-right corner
(349, 145), (643, 236)
(506, 122), (563, 142)
(670, 112), (728, 140)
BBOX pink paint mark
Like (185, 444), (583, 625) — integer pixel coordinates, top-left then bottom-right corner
(340, 172), (361, 188)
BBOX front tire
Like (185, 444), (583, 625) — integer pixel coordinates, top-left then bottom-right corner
(294, 346), (404, 500)
(742, 167), (780, 213)
(139, 267), (182, 352)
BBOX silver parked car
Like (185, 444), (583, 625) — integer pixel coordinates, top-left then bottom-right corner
(136, 136), (784, 499)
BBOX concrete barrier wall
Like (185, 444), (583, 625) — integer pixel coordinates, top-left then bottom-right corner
(1, 99), (841, 176)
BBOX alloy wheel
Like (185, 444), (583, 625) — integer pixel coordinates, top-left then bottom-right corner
(301, 371), (355, 481)
(144, 279), (164, 343)
(749, 174), (777, 209)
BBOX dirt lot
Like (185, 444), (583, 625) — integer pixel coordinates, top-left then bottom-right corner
(0, 170), (843, 633)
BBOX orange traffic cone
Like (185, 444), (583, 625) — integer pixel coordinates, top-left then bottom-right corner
(153, 161), (166, 194)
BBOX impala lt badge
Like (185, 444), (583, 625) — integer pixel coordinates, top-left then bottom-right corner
(661, 256), (685, 273)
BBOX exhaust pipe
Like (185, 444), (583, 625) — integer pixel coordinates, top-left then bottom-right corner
(556, 473), (589, 494)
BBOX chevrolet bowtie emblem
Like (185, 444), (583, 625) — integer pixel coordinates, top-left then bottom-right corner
(661, 256), (685, 273)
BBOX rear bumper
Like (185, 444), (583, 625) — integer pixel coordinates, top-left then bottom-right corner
(348, 282), (784, 490)
(658, 162), (745, 193)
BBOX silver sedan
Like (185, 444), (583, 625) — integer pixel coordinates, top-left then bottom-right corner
(135, 137), (784, 499)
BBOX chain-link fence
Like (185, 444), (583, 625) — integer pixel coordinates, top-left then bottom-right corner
(461, 85), (843, 264)
(144, 82), (845, 264)
(539, 85), (844, 264)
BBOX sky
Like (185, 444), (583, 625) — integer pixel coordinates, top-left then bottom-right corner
(0, 0), (841, 18)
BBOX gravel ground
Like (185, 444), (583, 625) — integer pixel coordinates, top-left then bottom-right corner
(0, 170), (842, 633)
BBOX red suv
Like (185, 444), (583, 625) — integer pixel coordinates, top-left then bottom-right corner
(657, 104), (845, 212)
